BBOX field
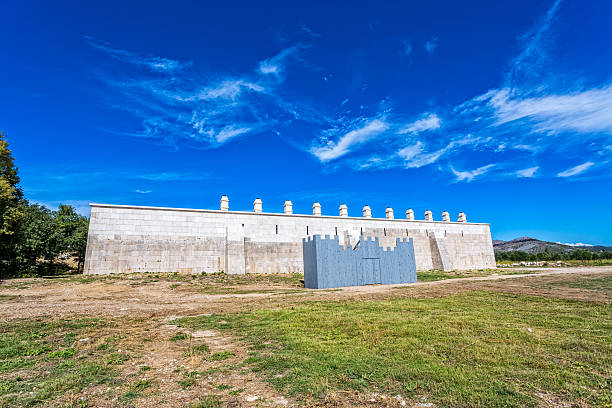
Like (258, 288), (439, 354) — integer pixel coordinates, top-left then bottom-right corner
(1, 267), (610, 407)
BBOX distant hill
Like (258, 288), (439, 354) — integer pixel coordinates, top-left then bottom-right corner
(493, 237), (612, 254)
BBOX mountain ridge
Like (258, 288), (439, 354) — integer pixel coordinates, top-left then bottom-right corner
(493, 237), (612, 254)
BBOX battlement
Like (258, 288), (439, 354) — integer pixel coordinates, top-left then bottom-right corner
(303, 234), (417, 289)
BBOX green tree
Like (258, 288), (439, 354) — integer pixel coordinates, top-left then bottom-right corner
(0, 132), (92, 277)
(11, 203), (57, 276)
(0, 132), (25, 277)
(54, 204), (89, 271)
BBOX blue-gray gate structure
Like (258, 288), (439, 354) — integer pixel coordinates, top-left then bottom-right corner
(302, 235), (417, 289)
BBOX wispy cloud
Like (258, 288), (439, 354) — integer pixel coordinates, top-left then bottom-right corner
(299, 24), (321, 38)
(397, 113), (440, 134)
(556, 241), (593, 247)
(258, 45), (304, 76)
(401, 40), (412, 56)
(135, 189), (152, 194)
(451, 164), (496, 182)
(405, 146), (452, 169)
(397, 142), (423, 161)
(424, 37), (439, 54)
(132, 172), (213, 182)
(516, 166), (539, 178)
(507, 0), (562, 84)
(479, 85), (612, 134)
(556, 162), (594, 177)
(89, 39), (320, 149)
(87, 0), (611, 182)
(85, 36), (190, 72)
(311, 119), (389, 162)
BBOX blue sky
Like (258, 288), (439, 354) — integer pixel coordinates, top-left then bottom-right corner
(1, 0), (611, 245)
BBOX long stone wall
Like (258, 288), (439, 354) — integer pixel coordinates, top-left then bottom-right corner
(83, 202), (496, 275)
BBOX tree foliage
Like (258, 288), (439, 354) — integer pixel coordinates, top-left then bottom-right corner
(495, 249), (612, 262)
(0, 131), (24, 237)
(0, 132), (89, 278)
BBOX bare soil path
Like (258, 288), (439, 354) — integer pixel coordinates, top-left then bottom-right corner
(1, 266), (610, 321)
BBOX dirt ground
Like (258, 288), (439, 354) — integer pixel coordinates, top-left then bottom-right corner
(1, 266), (611, 407)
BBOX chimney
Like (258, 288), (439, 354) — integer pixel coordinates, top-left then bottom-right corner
(253, 198), (262, 213)
(362, 205), (372, 218)
(386, 207), (394, 219)
(312, 202), (321, 216)
(220, 195), (229, 211)
(406, 208), (414, 220)
(339, 204), (348, 217)
(284, 200), (293, 214)
(424, 210), (433, 221)
(458, 212), (467, 222)
(442, 211), (450, 222)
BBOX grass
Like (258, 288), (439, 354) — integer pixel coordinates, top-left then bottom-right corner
(121, 379), (154, 403)
(564, 259), (612, 266)
(169, 332), (190, 341)
(0, 272), (305, 294)
(190, 395), (222, 408)
(177, 291), (612, 407)
(545, 274), (612, 295)
(208, 351), (235, 361)
(193, 343), (210, 354)
(195, 286), (305, 295)
(0, 295), (17, 301)
(106, 352), (129, 365)
(178, 371), (198, 389)
(0, 318), (117, 407)
(415, 269), (533, 282)
(416, 269), (479, 282)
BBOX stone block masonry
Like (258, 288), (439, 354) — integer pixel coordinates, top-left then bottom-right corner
(303, 235), (417, 289)
(83, 198), (496, 275)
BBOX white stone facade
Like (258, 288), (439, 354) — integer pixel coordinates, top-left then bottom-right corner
(83, 203), (496, 275)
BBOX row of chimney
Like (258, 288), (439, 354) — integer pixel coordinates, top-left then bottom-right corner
(220, 196), (467, 222)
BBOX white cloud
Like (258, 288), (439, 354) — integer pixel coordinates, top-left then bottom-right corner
(132, 172), (211, 181)
(85, 36), (190, 72)
(259, 62), (280, 75)
(405, 145), (453, 168)
(402, 40), (412, 56)
(396, 133), (486, 169)
(556, 242), (593, 247)
(311, 119), (389, 162)
(196, 80), (264, 101)
(258, 45), (303, 76)
(90, 40), (317, 149)
(397, 142), (424, 160)
(508, 0), (562, 82)
(300, 24), (321, 38)
(556, 162), (594, 178)
(214, 126), (252, 143)
(397, 113), (441, 135)
(87, 0), (611, 183)
(424, 37), (439, 54)
(484, 85), (612, 135)
(451, 164), (496, 182)
(135, 189), (152, 194)
(516, 166), (539, 178)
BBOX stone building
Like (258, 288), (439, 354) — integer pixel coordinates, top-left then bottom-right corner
(83, 196), (496, 275)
